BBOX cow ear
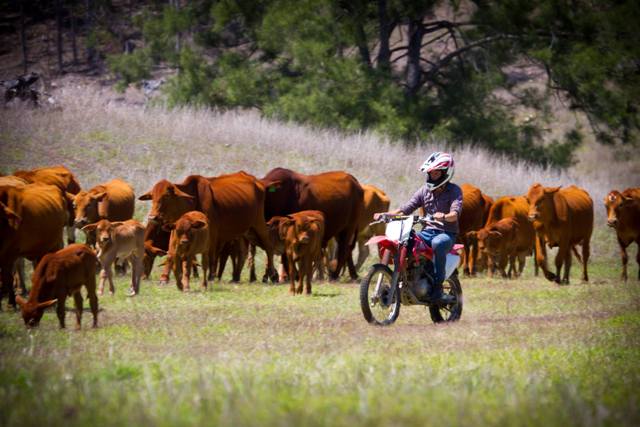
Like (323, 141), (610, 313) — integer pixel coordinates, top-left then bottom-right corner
(174, 187), (194, 200)
(489, 230), (502, 239)
(278, 220), (292, 240)
(91, 191), (107, 201)
(110, 221), (125, 228)
(544, 186), (561, 194)
(553, 192), (568, 222)
(622, 196), (634, 203)
(162, 223), (176, 232)
(138, 192), (152, 201)
(37, 299), (58, 310)
(191, 220), (207, 229)
(16, 295), (27, 307)
(81, 223), (98, 232)
(0, 201), (22, 229)
(466, 231), (477, 240)
(65, 192), (76, 204)
(147, 244), (167, 256)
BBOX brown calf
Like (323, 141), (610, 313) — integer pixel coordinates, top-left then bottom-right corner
(82, 219), (145, 296)
(270, 210), (325, 295)
(164, 211), (210, 291)
(468, 217), (532, 278)
(604, 188), (640, 281)
(16, 244), (98, 329)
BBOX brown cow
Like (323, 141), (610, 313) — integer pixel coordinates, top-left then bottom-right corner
(260, 168), (363, 280)
(457, 184), (493, 276)
(1, 183), (67, 309)
(16, 244), (98, 329)
(470, 217), (532, 278)
(71, 178), (135, 246)
(13, 165), (81, 244)
(0, 176), (29, 293)
(468, 195), (535, 278)
(271, 211), (325, 295)
(604, 188), (640, 281)
(81, 219), (145, 296)
(527, 184), (593, 284)
(162, 211), (210, 291)
(139, 172), (277, 284)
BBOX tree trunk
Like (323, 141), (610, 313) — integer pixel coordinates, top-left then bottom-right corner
(85, 0), (96, 67)
(56, 0), (64, 72)
(71, 0), (78, 65)
(19, 0), (28, 74)
(405, 19), (425, 97)
(354, 19), (371, 68)
(376, 0), (391, 71)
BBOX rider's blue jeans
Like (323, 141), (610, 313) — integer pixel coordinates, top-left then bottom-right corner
(418, 228), (457, 287)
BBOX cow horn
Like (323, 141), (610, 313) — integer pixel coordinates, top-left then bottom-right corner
(36, 299), (58, 309)
(15, 295), (28, 307)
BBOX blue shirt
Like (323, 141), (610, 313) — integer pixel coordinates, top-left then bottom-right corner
(398, 182), (463, 234)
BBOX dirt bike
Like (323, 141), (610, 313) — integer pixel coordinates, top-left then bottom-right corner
(360, 214), (464, 325)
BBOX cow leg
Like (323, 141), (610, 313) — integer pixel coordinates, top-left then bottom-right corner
(13, 258), (27, 297)
(130, 255), (143, 296)
(56, 297), (66, 329)
(0, 261), (17, 310)
(288, 255), (296, 295)
(555, 244), (570, 284)
(217, 249), (229, 281)
(201, 252), (209, 290)
(296, 258), (305, 295)
(159, 257), (172, 286)
(581, 239), (590, 282)
(248, 243), (257, 282)
(498, 254), (508, 278)
(617, 238), (629, 281)
(355, 238), (369, 273)
(507, 253), (516, 279)
(535, 233), (554, 282)
(182, 258), (191, 291)
(86, 273), (99, 328)
(73, 291), (83, 329)
(252, 224), (278, 283)
(462, 241), (471, 276)
(305, 256), (314, 295)
(487, 254), (495, 278)
(516, 252), (526, 277)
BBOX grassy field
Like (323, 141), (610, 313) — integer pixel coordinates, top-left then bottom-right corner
(1, 86), (639, 426)
(1, 260), (639, 427)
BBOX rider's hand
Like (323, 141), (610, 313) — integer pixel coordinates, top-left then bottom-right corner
(433, 212), (445, 221)
(373, 213), (383, 220)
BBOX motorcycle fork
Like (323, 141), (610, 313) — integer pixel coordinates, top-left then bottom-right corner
(387, 246), (404, 303)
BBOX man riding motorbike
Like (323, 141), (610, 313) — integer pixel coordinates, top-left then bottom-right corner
(375, 152), (462, 304)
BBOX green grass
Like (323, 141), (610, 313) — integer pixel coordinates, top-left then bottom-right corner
(1, 260), (639, 427)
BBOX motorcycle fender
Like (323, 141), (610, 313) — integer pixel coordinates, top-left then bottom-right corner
(445, 253), (460, 279)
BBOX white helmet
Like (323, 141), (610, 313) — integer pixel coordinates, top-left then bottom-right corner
(420, 151), (455, 191)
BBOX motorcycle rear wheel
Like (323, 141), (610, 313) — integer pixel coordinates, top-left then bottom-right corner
(428, 270), (463, 323)
(360, 264), (400, 326)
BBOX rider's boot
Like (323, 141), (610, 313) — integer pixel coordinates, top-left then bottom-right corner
(429, 282), (455, 305)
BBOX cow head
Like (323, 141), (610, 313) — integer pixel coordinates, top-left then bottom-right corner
(17, 255), (59, 327)
(281, 216), (322, 261)
(526, 184), (563, 224)
(138, 180), (194, 225)
(164, 215), (207, 254)
(16, 295), (57, 327)
(71, 190), (107, 227)
(82, 220), (123, 252)
(604, 190), (636, 228)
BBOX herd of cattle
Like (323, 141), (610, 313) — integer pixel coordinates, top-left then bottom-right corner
(0, 165), (638, 329)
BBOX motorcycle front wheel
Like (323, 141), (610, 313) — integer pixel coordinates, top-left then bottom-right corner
(428, 270), (463, 323)
(360, 264), (400, 326)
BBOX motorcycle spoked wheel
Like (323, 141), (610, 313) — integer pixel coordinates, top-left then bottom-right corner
(360, 264), (401, 326)
(428, 270), (463, 323)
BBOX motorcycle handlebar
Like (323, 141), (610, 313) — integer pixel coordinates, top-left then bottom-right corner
(369, 214), (444, 227)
